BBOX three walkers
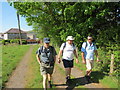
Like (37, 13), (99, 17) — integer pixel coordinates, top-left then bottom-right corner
(36, 36), (100, 89)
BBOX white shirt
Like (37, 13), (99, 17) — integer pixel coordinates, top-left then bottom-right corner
(60, 42), (76, 60)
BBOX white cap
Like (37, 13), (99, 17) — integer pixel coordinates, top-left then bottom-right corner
(66, 36), (74, 41)
(87, 36), (93, 40)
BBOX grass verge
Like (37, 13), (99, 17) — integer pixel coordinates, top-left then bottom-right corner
(0, 45), (2, 89)
(75, 51), (118, 88)
(2, 45), (30, 88)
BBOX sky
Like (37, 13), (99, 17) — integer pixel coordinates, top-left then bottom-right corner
(0, 1), (33, 33)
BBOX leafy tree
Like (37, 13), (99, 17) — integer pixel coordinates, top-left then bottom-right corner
(8, 1), (120, 77)
(10, 2), (119, 46)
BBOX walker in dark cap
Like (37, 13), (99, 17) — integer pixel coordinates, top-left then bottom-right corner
(43, 38), (50, 43)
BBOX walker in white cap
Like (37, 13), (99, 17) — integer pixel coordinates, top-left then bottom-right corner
(66, 36), (74, 40)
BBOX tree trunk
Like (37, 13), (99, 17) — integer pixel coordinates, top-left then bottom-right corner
(17, 13), (22, 45)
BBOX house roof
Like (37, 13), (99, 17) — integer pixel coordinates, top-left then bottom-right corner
(4, 28), (27, 34)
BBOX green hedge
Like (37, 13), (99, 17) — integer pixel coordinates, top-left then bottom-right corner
(2, 39), (27, 45)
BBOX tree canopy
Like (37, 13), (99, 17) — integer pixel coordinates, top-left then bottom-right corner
(10, 2), (120, 46)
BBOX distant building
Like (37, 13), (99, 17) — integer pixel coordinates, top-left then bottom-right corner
(0, 33), (4, 39)
(2, 28), (39, 44)
(27, 32), (36, 40)
(4, 28), (27, 40)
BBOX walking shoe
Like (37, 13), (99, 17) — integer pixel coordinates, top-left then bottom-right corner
(48, 81), (52, 88)
(66, 76), (71, 84)
(66, 76), (71, 80)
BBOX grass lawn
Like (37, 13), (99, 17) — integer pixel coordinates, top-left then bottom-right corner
(25, 44), (43, 88)
(2, 45), (30, 87)
(75, 50), (118, 88)
(0, 45), (2, 88)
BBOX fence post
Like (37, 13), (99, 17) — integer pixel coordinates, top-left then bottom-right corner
(109, 54), (114, 76)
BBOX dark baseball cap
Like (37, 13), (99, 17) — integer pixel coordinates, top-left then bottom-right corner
(43, 38), (50, 43)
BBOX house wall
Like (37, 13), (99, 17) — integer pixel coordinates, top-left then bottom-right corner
(7, 33), (27, 39)
(4, 34), (8, 40)
(0, 34), (4, 39)
(33, 35), (36, 40)
(27, 34), (36, 40)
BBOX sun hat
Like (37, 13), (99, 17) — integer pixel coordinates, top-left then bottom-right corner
(87, 36), (93, 40)
(66, 36), (74, 41)
(43, 38), (50, 43)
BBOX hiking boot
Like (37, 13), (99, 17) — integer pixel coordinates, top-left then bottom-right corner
(48, 81), (52, 88)
(85, 75), (91, 83)
(66, 76), (71, 80)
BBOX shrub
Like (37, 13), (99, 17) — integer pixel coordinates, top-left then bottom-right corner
(22, 40), (27, 44)
(2, 40), (5, 45)
(2, 40), (10, 45)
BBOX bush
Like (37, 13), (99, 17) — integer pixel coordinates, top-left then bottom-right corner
(2, 39), (28, 45)
(2, 40), (5, 45)
(10, 40), (14, 43)
(10, 39), (20, 44)
(22, 40), (27, 44)
(94, 44), (120, 77)
(2, 40), (10, 45)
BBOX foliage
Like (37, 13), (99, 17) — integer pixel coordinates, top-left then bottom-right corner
(2, 40), (10, 45)
(21, 40), (27, 44)
(2, 39), (27, 45)
(94, 44), (120, 77)
(9, 2), (120, 77)
(10, 2), (120, 46)
(10, 39), (20, 44)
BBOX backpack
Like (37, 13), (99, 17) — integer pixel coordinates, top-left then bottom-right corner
(39, 46), (54, 62)
(62, 42), (75, 55)
(84, 42), (95, 50)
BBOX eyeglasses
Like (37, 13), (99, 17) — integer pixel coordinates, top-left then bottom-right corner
(45, 43), (49, 44)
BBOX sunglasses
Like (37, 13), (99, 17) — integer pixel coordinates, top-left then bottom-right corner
(88, 39), (92, 40)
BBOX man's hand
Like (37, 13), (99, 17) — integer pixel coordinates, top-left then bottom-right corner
(97, 59), (101, 62)
(76, 59), (79, 63)
(36, 54), (41, 64)
(81, 52), (86, 64)
(96, 57), (101, 62)
(82, 60), (86, 64)
(38, 58), (41, 64)
(38, 61), (41, 64)
(58, 58), (61, 63)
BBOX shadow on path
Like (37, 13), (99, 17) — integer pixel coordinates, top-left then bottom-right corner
(53, 76), (89, 89)
(91, 71), (106, 84)
(91, 62), (109, 84)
